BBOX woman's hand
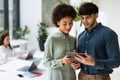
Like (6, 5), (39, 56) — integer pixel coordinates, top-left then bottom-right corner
(16, 53), (23, 58)
(71, 63), (80, 70)
(62, 56), (74, 64)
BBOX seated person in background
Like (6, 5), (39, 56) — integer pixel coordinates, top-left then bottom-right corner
(0, 32), (22, 65)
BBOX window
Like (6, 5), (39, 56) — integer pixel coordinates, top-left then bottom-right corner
(0, 0), (4, 31)
(0, 0), (20, 39)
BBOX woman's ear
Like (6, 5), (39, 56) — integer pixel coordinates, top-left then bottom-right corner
(57, 21), (60, 26)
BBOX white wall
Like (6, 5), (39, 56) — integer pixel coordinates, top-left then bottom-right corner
(20, 0), (42, 50)
(97, 0), (120, 28)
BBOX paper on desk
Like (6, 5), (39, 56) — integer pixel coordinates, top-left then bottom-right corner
(22, 71), (37, 78)
(32, 71), (42, 76)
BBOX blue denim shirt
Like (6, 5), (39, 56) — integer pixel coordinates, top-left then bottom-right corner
(77, 23), (120, 75)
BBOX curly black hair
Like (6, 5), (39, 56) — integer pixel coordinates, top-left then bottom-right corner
(52, 3), (77, 27)
(79, 2), (98, 15)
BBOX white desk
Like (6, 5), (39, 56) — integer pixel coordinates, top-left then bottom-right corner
(0, 50), (48, 80)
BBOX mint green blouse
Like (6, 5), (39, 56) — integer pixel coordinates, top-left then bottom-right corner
(44, 30), (76, 80)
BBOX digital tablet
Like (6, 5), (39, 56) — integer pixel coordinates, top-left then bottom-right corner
(66, 52), (76, 58)
(66, 52), (86, 58)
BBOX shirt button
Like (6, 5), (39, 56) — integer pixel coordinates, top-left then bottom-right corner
(85, 41), (88, 43)
(84, 67), (87, 71)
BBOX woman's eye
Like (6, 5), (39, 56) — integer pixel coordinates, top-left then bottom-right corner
(69, 22), (73, 25)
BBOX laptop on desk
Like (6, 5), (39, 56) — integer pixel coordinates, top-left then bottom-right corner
(17, 59), (42, 78)
(21, 49), (36, 60)
(17, 58), (41, 72)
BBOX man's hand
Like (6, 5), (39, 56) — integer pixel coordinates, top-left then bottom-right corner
(74, 53), (95, 66)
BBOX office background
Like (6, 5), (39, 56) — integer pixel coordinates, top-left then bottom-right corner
(0, 0), (120, 50)
(0, 0), (120, 80)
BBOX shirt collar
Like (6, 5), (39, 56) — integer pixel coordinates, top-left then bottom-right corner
(57, 30), (70, 39)
(85, 23), (102, 33)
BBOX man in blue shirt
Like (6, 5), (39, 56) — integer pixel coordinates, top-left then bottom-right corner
(72, 2), (120, 80)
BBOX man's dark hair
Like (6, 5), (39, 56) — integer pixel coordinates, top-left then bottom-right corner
(79, 2), (98, 15)
(52, 3), (76, 27)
